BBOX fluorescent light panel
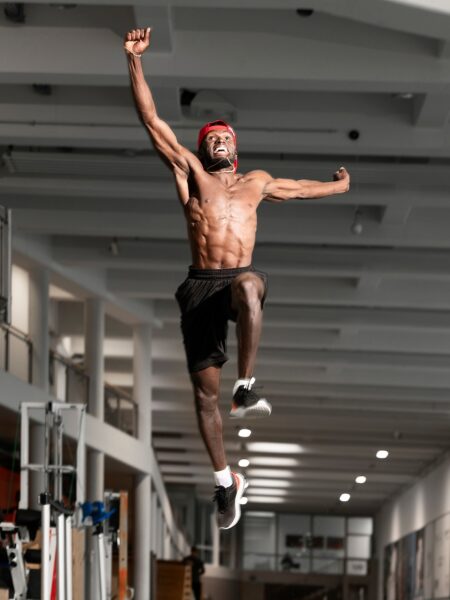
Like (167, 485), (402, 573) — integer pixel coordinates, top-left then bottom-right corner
(248, 479), (291, 489)
(248, 456), (300, 467)
(247, 496), (286, 504)
(248, 488), (288, 497)
(247, 469), (296, 479)
(247, 442), (303, 454)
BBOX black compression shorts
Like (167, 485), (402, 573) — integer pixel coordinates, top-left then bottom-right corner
(175, 265), (268, 373)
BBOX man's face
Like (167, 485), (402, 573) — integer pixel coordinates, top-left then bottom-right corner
(200, 128), (236, 171)
(204, 129), (236, 160)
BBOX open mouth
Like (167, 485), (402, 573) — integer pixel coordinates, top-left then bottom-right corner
(213, 145), (228, 155)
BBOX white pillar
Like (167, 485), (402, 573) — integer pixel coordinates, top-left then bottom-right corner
(84, 298), (105, 500)
(28, 266), (49, 391)
(84, 298), (105, 600)
(133, 322), (152, 600)
(211, 513), (220, 567)
(28, 267), (49, 509)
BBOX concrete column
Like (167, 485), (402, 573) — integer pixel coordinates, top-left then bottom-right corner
(84, 298), (105, 500)
(84, 298), (105, 600)
(211, 513), (220, 567)
(28, 266), (49, 391)
(133, 322), (152, 600)
(28, 267), (49, 509)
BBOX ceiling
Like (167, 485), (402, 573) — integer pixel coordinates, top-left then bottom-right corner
(2, 0), (450, 515)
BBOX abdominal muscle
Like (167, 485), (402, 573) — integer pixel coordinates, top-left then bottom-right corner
(187, 213), (257, 269)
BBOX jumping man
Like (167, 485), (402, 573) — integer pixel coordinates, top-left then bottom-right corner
(124, 28), (350, 530)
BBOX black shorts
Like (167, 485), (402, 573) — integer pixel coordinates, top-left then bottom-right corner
(175, 265), (268, 373)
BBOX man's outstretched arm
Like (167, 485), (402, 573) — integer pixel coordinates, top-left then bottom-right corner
(124, 28), (194, 184)
(262, 167), (350, 202)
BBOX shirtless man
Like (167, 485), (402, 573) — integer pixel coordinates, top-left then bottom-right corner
(124, 28), (350, 530)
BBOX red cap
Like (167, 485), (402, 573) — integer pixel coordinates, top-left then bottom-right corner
(197, 120), (238, 172)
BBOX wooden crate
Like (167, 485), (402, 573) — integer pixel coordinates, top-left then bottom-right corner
(157, 560), (192, 600)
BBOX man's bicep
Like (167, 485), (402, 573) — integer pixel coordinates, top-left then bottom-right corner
(263, 177), (301, 202)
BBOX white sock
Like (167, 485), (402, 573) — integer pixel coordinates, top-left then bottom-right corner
(214, 466), (233, 488)
(233, 377), (255, 396)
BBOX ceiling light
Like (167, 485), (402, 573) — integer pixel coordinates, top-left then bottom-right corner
(248, 469), (295, 479)
(108, 237), (119, 256)
(376, 450), (389, 459)
(238, 459), (250, 468)
(296, 9), (314, 17)
(351, 208), (363, 235)
(249, 456), (300, 467)
(340, 493), (351, 502)
(247, 496), (285, 504)
(355, 476), (367, 484)
(248, 488), (288, 497)
(248, 479), (291, 489)
(246, 442), (303, 454)
(238, 428), (252, 438)
(395, 92), (414, 100)
(240, 497), (248, 505)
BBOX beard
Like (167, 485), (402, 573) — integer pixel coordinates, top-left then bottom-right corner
(199, 150), (236, 172)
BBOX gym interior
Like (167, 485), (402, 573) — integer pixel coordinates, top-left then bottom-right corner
(1, 1), (450, 599)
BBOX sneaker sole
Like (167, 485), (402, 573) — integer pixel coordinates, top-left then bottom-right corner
(229, 399), (272, 419)
(219, 473), (247, 530)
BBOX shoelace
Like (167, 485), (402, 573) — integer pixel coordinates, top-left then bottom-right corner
(212, 486), (228, 513)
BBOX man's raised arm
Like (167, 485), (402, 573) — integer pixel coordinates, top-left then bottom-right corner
(262, 167), (350, 202)
(124, 28), (191, 176)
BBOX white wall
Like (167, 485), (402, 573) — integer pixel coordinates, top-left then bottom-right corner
(375, 451), (450, 600)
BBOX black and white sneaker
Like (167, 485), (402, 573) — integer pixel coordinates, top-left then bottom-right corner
(229, 377), (272, 419)
(213, 472), (248, 530)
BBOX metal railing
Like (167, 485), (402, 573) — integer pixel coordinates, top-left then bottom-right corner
(49, 350), (90, 405)
(242, 552), (369, 576)
(0, 322), (33, 383)
(104, 383), (138, 438)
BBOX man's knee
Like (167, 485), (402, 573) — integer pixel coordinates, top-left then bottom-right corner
(232, 275), (264, 309)
(193, 386), (219, 414)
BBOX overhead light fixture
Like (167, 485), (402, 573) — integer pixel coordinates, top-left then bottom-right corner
(249, 456), (300, 467)
(247, 496), (285, 504)
(238, 428), (252, 439)
(296, 9), (314, 17)
(395, 92), (414, 100)
(239, 497), (249, 505)
(355, 475), (367, 484)
(4, 3), (25, 23)
(248, 479), (291, 489)
(32, 84), (53, 97)
(351, 208), (363, 235)
(376, 450), (389, 459)
(246, 442), (303, 454)
(248, 488), (288, 497)
(340, 493), (351, 502)
(238, 459), (250, 468)
(248, 469), (295, 479)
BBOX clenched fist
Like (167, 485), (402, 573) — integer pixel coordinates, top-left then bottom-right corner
(124, 27), (151, 57)
(333, 166), (350, 192)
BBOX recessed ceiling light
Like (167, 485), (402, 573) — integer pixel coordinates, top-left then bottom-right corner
(240, 497), (248, 505)
(246, 442), (303, 454)
(340, 493), (351, 502)
(355, 475), (367, 484)
(376, 450), (389, 459)
(238, 428), (252, 438)
(239, 459), (250, 468)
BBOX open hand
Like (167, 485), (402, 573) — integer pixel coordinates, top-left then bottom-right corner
(124, 28), (151, 56)
(333, 166), (350, 192)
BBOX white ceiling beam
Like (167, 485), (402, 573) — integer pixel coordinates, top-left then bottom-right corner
(0, 26), (448, 92)
(412, 93), (450, 127)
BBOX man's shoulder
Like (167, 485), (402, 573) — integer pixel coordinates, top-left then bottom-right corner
(241, 169), (272, 182)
